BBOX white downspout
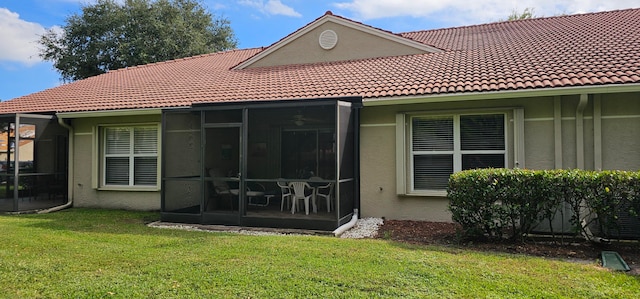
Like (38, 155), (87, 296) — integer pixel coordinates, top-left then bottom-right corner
(333, 209), (359, 236)
(593, 95), (602, 170)
(575, 94), (588, 169)
(37, 116), (74, 213)
(576, 94), (590, 238)
(553, 96), (563, 169)
(575, 94), (605, 242)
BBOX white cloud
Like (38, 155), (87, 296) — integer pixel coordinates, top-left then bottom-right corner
(332, 0), (640, 24)
(0, 8), (48, 66)
(239, 0), (302, 17)
(209, 2), (228, 10)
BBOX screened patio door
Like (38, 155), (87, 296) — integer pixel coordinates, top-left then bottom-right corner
(203, 125), (242, 224)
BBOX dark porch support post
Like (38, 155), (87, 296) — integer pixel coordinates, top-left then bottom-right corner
(199, 110), (206, 215)
(160, 110), (167, 213)
(239, 107), (249, 219)
(353, 102), (361, 215)
(13, 115), (21, 211)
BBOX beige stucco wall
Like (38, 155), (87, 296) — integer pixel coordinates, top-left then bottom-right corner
(65, 92), (639, 220)
(71, 114), (161, 211)
(600, 93), (640, 170)
(360, 124), (452, 221)
(359, 92), (640, 222)
(248, 22), (428, 68)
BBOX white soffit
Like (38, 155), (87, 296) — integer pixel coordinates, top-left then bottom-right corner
(233, 13), (443, 70)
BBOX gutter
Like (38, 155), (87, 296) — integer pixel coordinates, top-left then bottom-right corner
(363, 83), (640, 107)
(37, 116), (74, 213)
(56, 108), (162, 119)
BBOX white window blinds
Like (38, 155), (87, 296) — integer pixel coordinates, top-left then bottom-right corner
(412, 117), (455, 190)
(104, 126), (158, 187)
(106, 128), (130, 154)
(412, 117), (454, 151)
(134, 127), (158, 154)
(411, 113), (506, 191)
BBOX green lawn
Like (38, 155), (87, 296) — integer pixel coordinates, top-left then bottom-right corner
(0, 209), (638, 298)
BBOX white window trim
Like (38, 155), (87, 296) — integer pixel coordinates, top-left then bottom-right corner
(396, 108), (523, 197)
(98, 123), (161, 191)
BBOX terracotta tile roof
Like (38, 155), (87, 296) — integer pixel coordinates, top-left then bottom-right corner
(1, 8), (639, 114)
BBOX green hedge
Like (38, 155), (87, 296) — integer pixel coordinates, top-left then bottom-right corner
(447, 169), (640, 241)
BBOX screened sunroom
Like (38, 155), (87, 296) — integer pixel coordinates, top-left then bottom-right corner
(0, 114), (69, 212)
(161, 98), (361, 230)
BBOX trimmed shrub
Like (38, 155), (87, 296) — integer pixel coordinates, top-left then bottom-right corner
(448, 169), (640, 241)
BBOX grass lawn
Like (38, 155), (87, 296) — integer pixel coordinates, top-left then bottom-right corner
(1, 209), (638, 298)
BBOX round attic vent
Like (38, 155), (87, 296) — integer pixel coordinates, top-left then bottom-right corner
(319, 30), (338, 50)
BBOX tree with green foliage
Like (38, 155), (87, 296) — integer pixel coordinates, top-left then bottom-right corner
(504, 7), (537, 21)
(39, 0), (237, 82)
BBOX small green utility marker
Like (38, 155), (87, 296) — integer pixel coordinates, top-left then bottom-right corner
(601, 251), (631, 271)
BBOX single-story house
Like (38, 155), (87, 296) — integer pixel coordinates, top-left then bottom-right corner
(1, 9), (639, 231)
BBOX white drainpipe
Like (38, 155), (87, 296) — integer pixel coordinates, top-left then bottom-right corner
(575, 94), (588, 169)
(574, 94), (607, 243)
(333, 209), (359, 236)
(36, 116), (74, 213)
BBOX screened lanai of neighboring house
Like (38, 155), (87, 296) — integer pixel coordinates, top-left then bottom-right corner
(161, 98), (361, 231)
(0, 114), (69, 212)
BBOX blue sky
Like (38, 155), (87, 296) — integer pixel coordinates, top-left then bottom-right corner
(1, 0), (639, 101)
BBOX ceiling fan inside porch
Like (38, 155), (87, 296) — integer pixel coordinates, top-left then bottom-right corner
(291, 112), (322, 126)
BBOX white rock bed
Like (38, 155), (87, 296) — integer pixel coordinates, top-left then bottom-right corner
(149, 217), (384, 238)
(339, 217), (384, 239)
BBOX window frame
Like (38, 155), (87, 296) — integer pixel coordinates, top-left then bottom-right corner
(99, 124), (160, 190)
(397, 108), (523, 196)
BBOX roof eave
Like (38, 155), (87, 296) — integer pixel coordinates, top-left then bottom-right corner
(363, 83), (640, 106)
(56, 108), (164, 119)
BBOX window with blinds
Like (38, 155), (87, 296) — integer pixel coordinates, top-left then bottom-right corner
(103, 126), (158, 187)
(410, 113), (505, 191)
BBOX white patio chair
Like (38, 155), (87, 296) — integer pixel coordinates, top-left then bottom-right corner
(289, 181), (315, 215)
(277, 180), (293, 211)
(314, 182), (334, 212)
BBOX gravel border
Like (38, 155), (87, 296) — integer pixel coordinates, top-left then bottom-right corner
(339, 217), (384, 239)
(148, 217), (384, 238)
